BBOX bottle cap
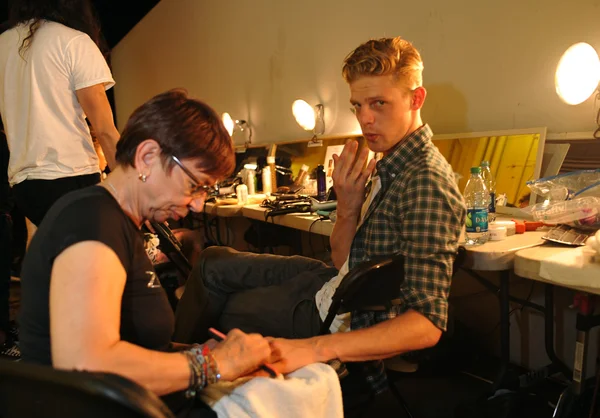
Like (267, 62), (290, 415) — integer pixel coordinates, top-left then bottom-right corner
(301, 164), (309, 171)
(244, 163), (257, 170)
(481, 161), (490, 167)
(470, 166), (482, 174)
(267, 156), (275, 164)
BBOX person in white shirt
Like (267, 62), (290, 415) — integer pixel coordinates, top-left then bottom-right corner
(0, 0), (120, 226)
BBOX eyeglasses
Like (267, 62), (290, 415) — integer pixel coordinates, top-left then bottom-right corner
(171, 155), (218, 198)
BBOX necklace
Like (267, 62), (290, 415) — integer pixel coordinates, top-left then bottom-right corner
(102, 180), (141, 227)
(105, 180), (118, 197)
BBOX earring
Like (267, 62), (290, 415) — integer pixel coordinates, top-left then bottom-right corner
(138, 173), (147, 182)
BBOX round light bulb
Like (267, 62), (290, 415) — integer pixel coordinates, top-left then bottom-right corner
(555, 42), (600, 105)
(292, 99), (316, 131)
(222, 112), (234, 136)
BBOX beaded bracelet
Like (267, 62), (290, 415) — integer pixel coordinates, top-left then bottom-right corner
(205, 352), (221, 385)
(183, 350), (206, 398)
(201, 345), (221, 385)
(183, 344), (221, 398)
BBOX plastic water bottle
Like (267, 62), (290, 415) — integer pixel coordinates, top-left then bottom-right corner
(464, 166), (489, 245)
(480, 161), (496, 223)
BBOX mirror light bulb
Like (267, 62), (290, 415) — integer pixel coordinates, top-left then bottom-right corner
(222, 112), (234, 136)
(555, 42), (600, 105)
(292, 99), (316, 131)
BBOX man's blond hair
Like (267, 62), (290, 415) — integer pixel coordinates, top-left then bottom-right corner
(342, 37), (424, 88)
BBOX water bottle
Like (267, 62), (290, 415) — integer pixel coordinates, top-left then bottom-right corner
(464, 166), (489, 245)
(480, 161), (496, 223)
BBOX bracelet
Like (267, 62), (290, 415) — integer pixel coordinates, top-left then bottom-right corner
(182, 344), (222, 398)
(194, 344), (221, 384)
(183, 345), (207, 398)
(205, 352), (221, 385)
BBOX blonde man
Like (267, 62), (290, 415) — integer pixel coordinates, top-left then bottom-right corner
(176, 37), (466, 407)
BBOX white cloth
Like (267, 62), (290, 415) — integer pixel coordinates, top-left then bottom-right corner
(315, 175), (382, 333)
(201, 363), (343, 418)
(0, 20), (115, 186)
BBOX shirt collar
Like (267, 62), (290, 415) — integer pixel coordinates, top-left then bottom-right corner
(375, 124), (433, 185)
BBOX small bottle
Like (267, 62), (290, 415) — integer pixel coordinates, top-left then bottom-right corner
(464, 166), (489, 245)
(267, 156), (277, 190)
(293, 164), (309, 187)
(236, 184), (248, 205)
(316, 164), (326, 201)
(480, 161), (496, 223)
(326, 158), (334, 190)
(244, 164), (256, 195)
(262, 165), (272, 195)
(326, 159), (334, 177)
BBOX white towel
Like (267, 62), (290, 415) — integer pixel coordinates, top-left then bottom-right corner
(200, 363), (343, 418)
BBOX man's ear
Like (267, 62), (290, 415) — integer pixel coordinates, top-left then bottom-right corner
(133, 139), (162, 177)
(411, 86), (427, 110)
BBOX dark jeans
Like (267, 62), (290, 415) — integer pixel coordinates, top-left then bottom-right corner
(174, 246), (337, 343)
(0, 213), (11, 336)
(11, 173), (101, 226)
(173, 247), (380, 416)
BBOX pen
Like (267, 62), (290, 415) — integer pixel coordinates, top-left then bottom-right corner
(208, 327), (278, 378)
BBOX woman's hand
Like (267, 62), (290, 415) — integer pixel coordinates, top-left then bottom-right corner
(211, 329), (275, 381)
(332, 140), (376, 218)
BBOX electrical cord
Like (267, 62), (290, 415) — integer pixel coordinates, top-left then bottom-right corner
(485, 281), (538, 337)
(308, 216), (329, 259)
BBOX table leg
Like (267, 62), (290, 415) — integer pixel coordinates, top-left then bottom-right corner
(492, 270), (511, 392)
(543, 285), (571, 378)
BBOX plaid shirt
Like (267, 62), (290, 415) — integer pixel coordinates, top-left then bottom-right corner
(349, 124), (466, 394)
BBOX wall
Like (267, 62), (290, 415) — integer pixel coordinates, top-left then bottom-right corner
(111, 0), (600, 145)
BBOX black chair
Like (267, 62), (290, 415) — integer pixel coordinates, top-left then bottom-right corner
(0, 359), (175, 418)
(146, 221), (193, 310)
(149, 221), (192, 278)
(320, 247), (466, 418)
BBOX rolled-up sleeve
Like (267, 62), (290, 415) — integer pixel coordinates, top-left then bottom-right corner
(396, 169), (465, 331)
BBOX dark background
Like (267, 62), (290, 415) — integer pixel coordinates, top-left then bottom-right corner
(0, 0), (161, 49)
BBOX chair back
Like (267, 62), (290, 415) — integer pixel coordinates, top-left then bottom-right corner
(453, 245), (467, 275)
(149, 221), (192, 278)
(320, 255), (405, 334)
(336, 255), (406, 312)
(320, 247), (466, 335)
(146, 221), (192, 310)
(0, 360), (175, 418)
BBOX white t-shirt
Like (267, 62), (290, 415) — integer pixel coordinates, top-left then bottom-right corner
(0, 20), (115, 186)
(315, 176), (382, 333)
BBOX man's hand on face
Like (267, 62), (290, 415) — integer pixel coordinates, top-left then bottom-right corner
(331, 140), (376, 218)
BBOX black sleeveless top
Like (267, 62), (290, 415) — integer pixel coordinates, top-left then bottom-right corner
(20, 186), (174, 365)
